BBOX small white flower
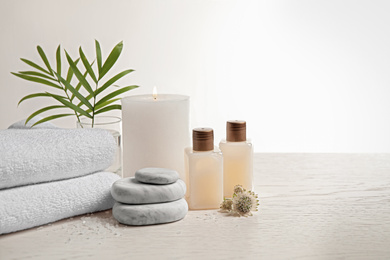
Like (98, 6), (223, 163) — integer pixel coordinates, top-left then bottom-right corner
(233, 185), (245, 195)
(220, 198), (233, 211)
(232, 190), (259, 217)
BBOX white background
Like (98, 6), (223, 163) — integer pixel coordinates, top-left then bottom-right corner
(1, 0), (389, 152)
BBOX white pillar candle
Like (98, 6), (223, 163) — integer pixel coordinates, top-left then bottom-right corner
(121, 93), (190, 181)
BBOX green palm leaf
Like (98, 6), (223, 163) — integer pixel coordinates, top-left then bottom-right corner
(79, 47), (97, 83)
(19, 71), (56, 81)
(48, 92), (92, 118)
(56, 45), (61, 76)
(95, 97), (121, 110)
(12, 72), (62, 90)
(95, 40), (102, 74)
(37, 46), (53, 75)
(86, 98), (121, 113)
(95, 85), (138, 107)
(50, 93), (69, 101)
(54, 72), (93, 111)
(65, 51), (94, 96)
(66, 58), (80, 82)
(20, 58), (51, 75)
(77, 65), (128, 104)
(94, 104), (121, 115)
(31, 113), (74, 127)
(70, 68), (89, 102)
(95, 69), (134, 96)
(25, 105), (65, 124)
(99, 41), (123, 80)
(18, 92), (63, 106)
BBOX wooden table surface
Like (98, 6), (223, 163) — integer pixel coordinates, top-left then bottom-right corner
(1, 153), (389, 260)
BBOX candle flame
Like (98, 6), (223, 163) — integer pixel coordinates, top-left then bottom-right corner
(153, 86), (157, 100)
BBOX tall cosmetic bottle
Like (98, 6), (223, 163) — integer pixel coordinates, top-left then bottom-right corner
(185, 128), (223, 209)
(219, 120), (253, 198)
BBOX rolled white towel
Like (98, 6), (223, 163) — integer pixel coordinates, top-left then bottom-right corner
(0, 128), (116, 189)
(0, 171), (120, 235)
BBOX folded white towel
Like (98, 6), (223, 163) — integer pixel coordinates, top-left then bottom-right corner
(0, 128), (116, 189)
(0, 171), (120, 235)
(8, 116), (58, 129)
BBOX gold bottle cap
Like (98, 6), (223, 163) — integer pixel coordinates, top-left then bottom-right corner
(226, 120), (246, 142)
(193, 127), (214, 151)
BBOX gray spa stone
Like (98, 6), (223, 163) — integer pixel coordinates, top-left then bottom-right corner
(112, 198), (188, 226)
(111, 177), (186, 204)
(135, 167), (179, 184)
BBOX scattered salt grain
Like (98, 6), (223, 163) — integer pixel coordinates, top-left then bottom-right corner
(45, 211), (123, 244)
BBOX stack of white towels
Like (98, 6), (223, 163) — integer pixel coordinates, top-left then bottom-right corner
(0, 117), (120, 235)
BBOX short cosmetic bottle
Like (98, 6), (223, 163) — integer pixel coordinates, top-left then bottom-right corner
(185, 128), (223, 209)
(219, 120), (253, 198)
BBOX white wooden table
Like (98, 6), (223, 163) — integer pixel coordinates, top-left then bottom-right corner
(1, 153), (389, 259)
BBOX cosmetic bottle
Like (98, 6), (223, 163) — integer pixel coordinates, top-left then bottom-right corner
(185, 128), (223, 209)
(219, 120), (253, 198)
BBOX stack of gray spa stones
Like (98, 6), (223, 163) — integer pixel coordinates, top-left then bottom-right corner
(111, 168), (188, 225)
